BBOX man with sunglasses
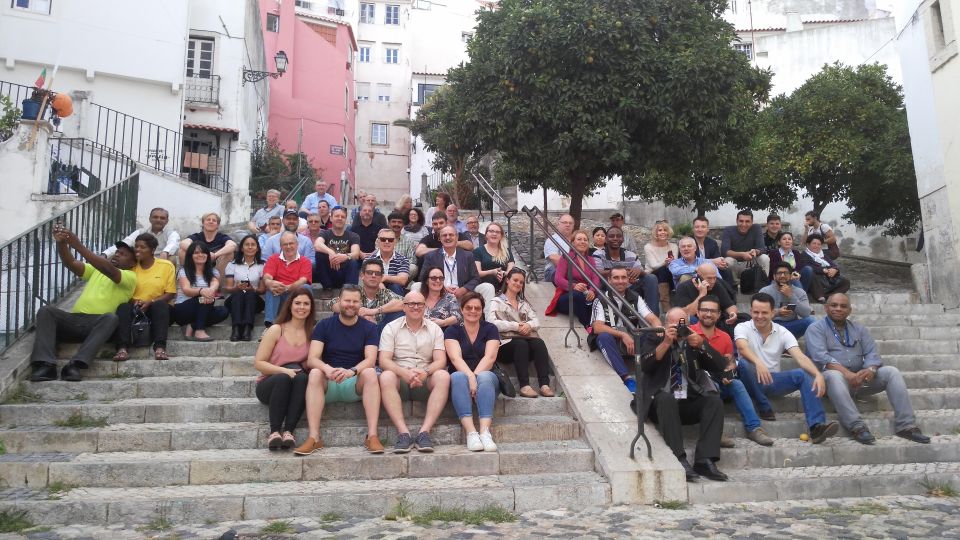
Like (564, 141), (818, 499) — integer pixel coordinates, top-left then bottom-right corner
(805, 293), (929, 446)
(331, 258), (403, 335)
(367, 228), (410, 295)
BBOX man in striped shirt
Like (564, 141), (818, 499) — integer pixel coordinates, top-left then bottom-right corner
(366, 228), (410, 295)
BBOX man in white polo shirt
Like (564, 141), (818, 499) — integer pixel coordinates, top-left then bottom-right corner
(734, 292), (839, 444)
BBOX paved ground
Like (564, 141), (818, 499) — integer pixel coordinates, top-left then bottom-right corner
(495, 215), (914, 294)
(2, 495), (957, 538)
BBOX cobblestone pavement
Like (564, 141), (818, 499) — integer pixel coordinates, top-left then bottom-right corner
(494, 215), (913, 294)
(3, 495), (958, 539)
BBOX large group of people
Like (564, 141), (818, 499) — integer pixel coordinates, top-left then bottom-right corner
(27, 192), (928, 482)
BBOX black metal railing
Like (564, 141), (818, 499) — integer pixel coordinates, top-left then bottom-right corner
(184, 75), (221, 105)
(181, 144), (234, 193)
(1, 172), (140, 354)
(471, 171), (529, 271)
(0, 80), (36, 108)
(522, 205), (663, 459)
(47, 138), (136, 196)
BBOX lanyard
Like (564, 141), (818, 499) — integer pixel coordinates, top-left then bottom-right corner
(826, 318), (853, 347)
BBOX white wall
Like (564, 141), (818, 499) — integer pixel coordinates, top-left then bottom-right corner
(137, 169), (225, 236)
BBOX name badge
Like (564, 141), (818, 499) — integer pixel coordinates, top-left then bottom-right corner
(673, 389), (687, 400)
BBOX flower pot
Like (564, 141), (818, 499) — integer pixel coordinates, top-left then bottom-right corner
(21, 99), (41, 120)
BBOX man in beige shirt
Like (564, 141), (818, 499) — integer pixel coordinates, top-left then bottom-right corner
(378, 291), (449, 454)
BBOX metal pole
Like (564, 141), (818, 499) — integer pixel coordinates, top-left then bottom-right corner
(564, 259), (580, 348)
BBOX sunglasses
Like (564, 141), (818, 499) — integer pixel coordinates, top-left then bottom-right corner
(428, 275), (444, 281)
(462, 305), (483, 312)
(363, 270), (383, 277)
(377, 237), (396, 242)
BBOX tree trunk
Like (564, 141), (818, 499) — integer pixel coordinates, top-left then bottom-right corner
(812, 197), (827, 216)
(569, 174), (587, 229)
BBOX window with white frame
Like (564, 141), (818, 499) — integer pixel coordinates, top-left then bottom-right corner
(360, 2), (375, 23)
(733, 42), (752, 60)
(385, 4), (400, 25)
(295, 0), (314, 9)
(186, 37), (215, 78)
(356, 82), (370, 101)
(384, 46), (399, 64)
(12, 0), (51, 13)
(266, 13), (279, 32)
(377, 83), (391, 102)
(371, 123), (388, 145)
(358, 44), (372, 63)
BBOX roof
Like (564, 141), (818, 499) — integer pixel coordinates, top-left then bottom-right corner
(295, 9), (358, 50)
(412, 71), (447, 77)
(736, 17), (872, 33)
(183, 123), (239, 134)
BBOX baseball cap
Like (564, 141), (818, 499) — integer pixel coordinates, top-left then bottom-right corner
(114, 240), (135, 254)
(283, 209), (299, 218)
(610, 212), (624, 220)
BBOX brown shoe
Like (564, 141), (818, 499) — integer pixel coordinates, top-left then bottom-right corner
(518, 386), (538, 398)
(364, 434), (385, 454)
(293, 436), (323, 456)
(719, 434), (736, 448)
(539, 385), (556, 397)
(747, 427), (774, 447)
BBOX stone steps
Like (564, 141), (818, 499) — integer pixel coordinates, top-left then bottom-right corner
(855, 313), (960, 326)
(0, 471), (611, 525)
(713, 410), (960, 439)
(688, 462), (960, 503)
(779, 354), (959, 372)
(0, 440), (596, 489)
(724, 387), (960, 415)
(735, 303), (945, 315)
(698, 435), (960, 470)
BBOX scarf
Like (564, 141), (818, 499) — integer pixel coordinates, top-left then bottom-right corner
(804, 248), (831, 268)
(404, 223), (425, 234)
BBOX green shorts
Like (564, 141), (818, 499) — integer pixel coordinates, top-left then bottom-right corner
(397, 379), (431, 402)
(324, 377), (362, 404)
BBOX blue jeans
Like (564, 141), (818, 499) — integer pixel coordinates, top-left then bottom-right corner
(718, 379), (761, 433)
(775, 315), (816, 338)
(314, 252), (360, 289)
(264, 291), (289, 324)
(737, 360), (827, 428)
(450, 370), (499, 419)
(596, 332), (633, 378)
(796, 266), (814, 291)
(555, 291), (593, 328)
(385, 282), (407, 296)
(629, 274), (661, 316)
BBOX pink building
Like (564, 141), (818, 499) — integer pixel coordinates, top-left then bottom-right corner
(260, 0), (358, 202)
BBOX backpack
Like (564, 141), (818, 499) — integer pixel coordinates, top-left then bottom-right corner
(739, 262), (769, 295)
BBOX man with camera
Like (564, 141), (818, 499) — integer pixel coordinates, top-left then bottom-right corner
(690, 296), (774, 447)
(591, 267), (662, 393)
(639, 307), (729, 481)
(759, 262), (816, 338)
(805, 293), (930, 445)
(735, 292), (839, 444)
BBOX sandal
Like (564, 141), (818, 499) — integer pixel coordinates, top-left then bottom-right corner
(267, 432), (283, 450)
(281, 431), (296, 449)
(540, 385), (556, 397)
(154, 348), (169, 361)
(112, 349), (129, 362)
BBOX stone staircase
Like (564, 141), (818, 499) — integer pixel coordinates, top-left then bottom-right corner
(687, 292), (960, 503)
(0, 308), (610, 527)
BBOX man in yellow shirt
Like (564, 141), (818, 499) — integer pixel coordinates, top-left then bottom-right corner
(30, 225), (137, 382)
(113, 234), (177, 361)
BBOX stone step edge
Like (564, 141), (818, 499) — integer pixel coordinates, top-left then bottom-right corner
(0, 471), (612, 526)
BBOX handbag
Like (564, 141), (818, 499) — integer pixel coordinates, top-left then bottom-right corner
(491, 363), (516, 398)
(739, 262), (769, 295)
(129, 306), (152, 348)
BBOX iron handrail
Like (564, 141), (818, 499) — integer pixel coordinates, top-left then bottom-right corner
(470, 172), (528, 270)
(521, 205), (663, 460)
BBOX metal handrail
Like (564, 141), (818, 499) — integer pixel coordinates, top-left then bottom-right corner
(521, 205), (663, 460)
(471, 172), (527, 269)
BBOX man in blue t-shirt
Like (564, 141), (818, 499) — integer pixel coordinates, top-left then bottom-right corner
(294, 286), (383, 456)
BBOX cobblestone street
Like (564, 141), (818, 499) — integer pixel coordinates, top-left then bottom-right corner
(1, 495), (956, 539)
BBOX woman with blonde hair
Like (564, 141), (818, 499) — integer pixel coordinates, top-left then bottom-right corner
(474, 222), (515, 288)
(545, 229), (601, 328)
(643, 220), (678, 314)
(394, 194), (413, 220)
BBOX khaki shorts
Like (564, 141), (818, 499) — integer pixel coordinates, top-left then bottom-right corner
(397, 378), (432, 402)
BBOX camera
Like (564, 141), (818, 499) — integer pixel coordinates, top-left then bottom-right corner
(675, 318), (692, 338)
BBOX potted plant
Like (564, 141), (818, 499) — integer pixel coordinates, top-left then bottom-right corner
(21, 87), (50, 121)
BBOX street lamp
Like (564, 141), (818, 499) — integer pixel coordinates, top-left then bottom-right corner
(242, 50), (289, 85)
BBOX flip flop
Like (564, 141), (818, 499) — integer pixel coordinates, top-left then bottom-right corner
(112, 349), (129, 362)
(154, 348), (169, 361)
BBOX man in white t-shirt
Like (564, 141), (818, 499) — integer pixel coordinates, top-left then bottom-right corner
(803, 211), (838, 255)
(543, 214), (575, 283)
(734, 292), (839, 444)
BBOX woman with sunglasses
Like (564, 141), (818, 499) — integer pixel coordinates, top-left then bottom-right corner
(474, 222), (515, 288)
(488, 268), (553, 398)
(445, 292), (501, 452)
(545, 229), (601, 328)
(422, 266), (462, 328)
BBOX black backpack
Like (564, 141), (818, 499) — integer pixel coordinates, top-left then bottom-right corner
(739, 262), (769, 295)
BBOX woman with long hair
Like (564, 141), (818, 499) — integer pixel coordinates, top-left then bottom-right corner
(445, 292), (501, 452)
(545, 230), (601, 328)
(424, 191), (452, 225)
(403, 207), (430, 242)
(643, 220), (679, 314)
(423, 266), (462, 328)
(224, 234), (266, 342)
(474, 222), (515, 288)
(488, 268), (553, 398)
(253, 287), (316, 450)
(173, 241), (229, 341)
(394, 194), (413, 220)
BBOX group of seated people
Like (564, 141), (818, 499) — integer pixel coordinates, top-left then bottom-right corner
(542, 211), (927, 483)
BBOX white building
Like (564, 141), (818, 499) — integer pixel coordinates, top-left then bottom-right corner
(0, 0), (267, 242)
(895, 0), (960, 308)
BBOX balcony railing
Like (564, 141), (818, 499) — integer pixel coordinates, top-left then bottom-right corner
(184, 75), (220, 105)
(47, 138), (137, 196)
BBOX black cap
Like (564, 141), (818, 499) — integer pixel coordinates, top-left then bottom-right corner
(283, 209), (299, 217)
(610, 212), (624, 220)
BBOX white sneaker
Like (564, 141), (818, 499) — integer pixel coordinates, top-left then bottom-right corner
(466, 431), (484, 452)
(479, 431), (497, 452)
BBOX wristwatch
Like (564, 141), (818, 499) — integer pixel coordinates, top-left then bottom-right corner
(349, 367), (358, 376)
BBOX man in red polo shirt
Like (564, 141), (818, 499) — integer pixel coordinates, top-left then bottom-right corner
(690, 295), (773, 446)
(263, 231), (313, 327)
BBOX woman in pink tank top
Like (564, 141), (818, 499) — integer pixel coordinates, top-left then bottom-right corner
(253, 287), (316, 450)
